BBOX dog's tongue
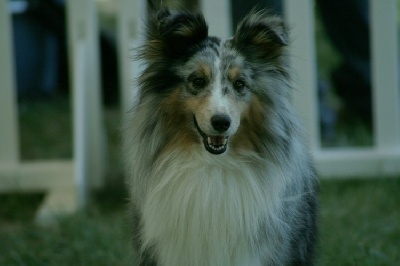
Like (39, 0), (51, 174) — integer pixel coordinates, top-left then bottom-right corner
(209, 136), (226, 146)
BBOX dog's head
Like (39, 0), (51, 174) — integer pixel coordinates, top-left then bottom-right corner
(138, 7), (290, 155)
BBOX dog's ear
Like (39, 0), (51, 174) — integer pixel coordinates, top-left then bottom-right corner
(233, 10), (288, 61)
(142, 8), (208, 61)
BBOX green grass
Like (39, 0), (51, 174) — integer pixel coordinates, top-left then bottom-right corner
(318, 178), (400, 266)
(0, 194), (133, 265)
(18, 97), (73, 160)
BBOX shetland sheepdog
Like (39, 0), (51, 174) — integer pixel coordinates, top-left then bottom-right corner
(123, 6), (318, 266)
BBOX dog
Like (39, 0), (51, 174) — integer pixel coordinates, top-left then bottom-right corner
(123, 6), (318, 266)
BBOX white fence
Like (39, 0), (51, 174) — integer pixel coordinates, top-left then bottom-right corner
(0, 0), (399, 221)
(285, 0), (400, 177)
(0, 0), (106, 223)
(0, 0), (76, 224)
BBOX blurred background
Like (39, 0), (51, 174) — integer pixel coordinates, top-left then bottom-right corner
(1, 0), (400, 265)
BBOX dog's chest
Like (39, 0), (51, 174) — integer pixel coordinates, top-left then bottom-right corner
(140, 153), (282, 266)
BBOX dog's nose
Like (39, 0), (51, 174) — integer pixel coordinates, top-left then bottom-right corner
(211, 114), (231, 132)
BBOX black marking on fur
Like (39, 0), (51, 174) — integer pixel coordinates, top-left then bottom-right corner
(140, 67), (183, 95)
(206, 36), (221, 56)
(233, 10), (288, 62)
(140, 8), (208, 63)
(137, 9), (219, 96)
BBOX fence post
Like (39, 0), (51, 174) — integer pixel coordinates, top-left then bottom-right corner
(0, 0), (19, 166)
(284, 0), (319, 151)
(118, 0), (146, 114)
(370, 0), (400, 150)
(66, 0), (106, 207)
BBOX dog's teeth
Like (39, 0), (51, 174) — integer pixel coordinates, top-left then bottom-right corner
(223, 138), (227, 145)
(207, 137), (211, 145)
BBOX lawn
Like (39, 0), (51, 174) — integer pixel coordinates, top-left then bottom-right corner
(318, 178), (400, 266)
(1, 98), (399, 265)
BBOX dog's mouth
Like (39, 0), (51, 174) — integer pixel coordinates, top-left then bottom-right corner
(193, 116), (228, 155)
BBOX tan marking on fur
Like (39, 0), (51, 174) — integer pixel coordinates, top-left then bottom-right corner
(159, 88), (199, 154)
(231, 95), (265, 153)
(252, 32), (272, 45)
(228, 66), (241, 81)
(183, 91), (210, 113)
(198, 63), (212, 79)
(174, 24), (197, 37)
(144, 40), (164, 61)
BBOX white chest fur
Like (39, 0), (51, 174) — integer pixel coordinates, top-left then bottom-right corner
(140, 150), (287, 266)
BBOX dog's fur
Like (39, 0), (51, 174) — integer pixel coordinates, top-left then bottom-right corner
(123, 7), (318, 266)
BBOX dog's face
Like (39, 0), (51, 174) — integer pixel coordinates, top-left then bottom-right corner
(178, 43), (251, 154)
(138, 9), (289, 155)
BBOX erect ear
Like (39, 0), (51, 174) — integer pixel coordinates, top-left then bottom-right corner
(142, 8), (208, 61)
(232, 10), (288, 61)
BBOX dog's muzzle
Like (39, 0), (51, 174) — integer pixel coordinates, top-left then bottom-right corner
(193, 115), (230, 155)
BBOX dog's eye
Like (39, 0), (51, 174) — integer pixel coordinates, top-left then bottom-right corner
(233, 80), (246, 91)
(192, 77), (207, 89)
